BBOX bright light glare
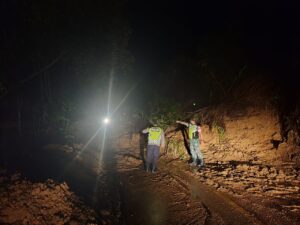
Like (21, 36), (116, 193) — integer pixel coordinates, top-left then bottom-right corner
(103, 117), (110, 124)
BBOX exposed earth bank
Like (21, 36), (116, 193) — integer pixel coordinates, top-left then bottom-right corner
(165, 107), (300, 166)
(1, 106), (300, 224)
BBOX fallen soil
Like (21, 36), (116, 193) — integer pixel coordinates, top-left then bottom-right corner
(1, 136), (300, 224)
(0, 170), (96, 225)
(115, 143), (300, 225)
(165, 107), (300, 167)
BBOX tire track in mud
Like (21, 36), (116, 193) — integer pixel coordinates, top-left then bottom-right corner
(161, 159), (264, 225)
(157, 167), (223, 225)
(116, 150), (212, 225)
(121, 173), (204, 224)
(115, 146), (265, 225)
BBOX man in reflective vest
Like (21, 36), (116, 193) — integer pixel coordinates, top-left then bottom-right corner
(142, 124), (165, 173)
(176, 119), (205, 167)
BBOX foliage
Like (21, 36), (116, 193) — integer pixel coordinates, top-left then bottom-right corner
(167, 138), (188, 160)
(38, 100), (75, 139)
(153, 32), (248, 107)
(281, 105), (300, 146)
(147, 97), (183, 130)
(0, 0), (136, 141)
(212, 121), (226, 143)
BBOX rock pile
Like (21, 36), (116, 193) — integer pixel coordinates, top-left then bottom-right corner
(192, 162), (300, 211)
(0, 169), (96, 225)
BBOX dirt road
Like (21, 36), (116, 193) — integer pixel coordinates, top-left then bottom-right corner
(115, 146), (263, 225)
(1, 137), (299, 224)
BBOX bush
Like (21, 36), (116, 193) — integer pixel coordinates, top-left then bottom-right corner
(147, 98), (183, 130)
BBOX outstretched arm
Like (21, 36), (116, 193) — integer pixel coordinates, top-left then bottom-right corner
(142, 128), (149, 134)
(176, 120), (189, 127)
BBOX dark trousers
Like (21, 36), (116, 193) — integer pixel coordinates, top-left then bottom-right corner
(146, 145), (160, 170)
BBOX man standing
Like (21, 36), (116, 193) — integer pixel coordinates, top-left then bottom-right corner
(176, 119), (205, 167)
(142, 123), (165, 173)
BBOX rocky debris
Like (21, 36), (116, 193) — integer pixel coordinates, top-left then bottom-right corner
(0, 171), (96, 225)
(230, 194), (300, 225)
(115, 147), (143, 171)
(191, 162), (300, 204)
(160, 158), (300, 224)
(165, 107), (300, 166)
(44, 143), (84, 154)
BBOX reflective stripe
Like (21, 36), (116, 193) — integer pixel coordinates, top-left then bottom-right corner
(148, 127), (162, 146)
(188, 124), (198, 140)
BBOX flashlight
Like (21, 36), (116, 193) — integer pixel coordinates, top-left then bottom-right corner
(103, 117), (110, 124)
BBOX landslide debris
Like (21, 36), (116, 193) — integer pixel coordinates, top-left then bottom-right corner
(0, 169), (97, 225)
(195, 162), (300, 198)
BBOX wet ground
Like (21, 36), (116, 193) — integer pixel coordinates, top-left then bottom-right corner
(1, 137), (300, 224)
(116, 148), (261, 225)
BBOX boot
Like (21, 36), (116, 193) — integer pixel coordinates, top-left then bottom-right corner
(152, 166), (156, 173)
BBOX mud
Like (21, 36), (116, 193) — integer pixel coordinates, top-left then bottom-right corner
(1, 137), (300, 224)
(0, 170), (96, 225)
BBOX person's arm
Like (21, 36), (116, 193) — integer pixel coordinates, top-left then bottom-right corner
(142, 128), (149, 134)
(198, 126), (204, 144)
(176, 120), (189, 127)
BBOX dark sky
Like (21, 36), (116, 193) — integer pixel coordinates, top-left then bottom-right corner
(1, 0), (299, 108)
(1, 0), (299, 82)
(127, 1), (300, 83)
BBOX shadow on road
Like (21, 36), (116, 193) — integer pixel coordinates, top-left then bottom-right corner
(0, 133), (122, 223)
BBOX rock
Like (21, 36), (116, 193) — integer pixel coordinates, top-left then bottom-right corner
(10, 173), (21, 182)
(69, 220), (81, 225)
(0, 172), (96, 225)
(236, 164), (249, 171)
(100, 210), (111, 216)
(205, 179), (215, 186)
(272, 132), (282, 141)
(217, 186), (229, 192)
(213, 182), (220, 189)
(260, 167), (269, 176)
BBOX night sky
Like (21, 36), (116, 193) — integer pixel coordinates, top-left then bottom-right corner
(1, 0), (300, 119)
(128, 1), (300, 84)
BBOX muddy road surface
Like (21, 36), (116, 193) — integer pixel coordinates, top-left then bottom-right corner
(115, 146), (263, 225)
(1, 136), (299, 225)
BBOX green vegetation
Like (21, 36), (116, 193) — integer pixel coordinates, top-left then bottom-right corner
(167, 138), (188, 160)
(0, 0), (135, 142)
(49, 101), (75, 135)
(147, 97), (183, 130)
(212, 121), (226, 143)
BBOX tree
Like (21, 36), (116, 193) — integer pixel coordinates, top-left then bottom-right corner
(0, 0), (135, 138)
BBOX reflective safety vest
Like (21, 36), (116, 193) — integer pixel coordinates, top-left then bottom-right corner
(188, 124), (199, 140)
(148, 127), (162, 146)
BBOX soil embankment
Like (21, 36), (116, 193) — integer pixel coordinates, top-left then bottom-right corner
(167, 107), (300, 166)
(1, 107), (300, 225)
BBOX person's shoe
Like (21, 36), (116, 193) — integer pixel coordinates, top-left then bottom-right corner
(146, 167), (150, 172)
(152, 166), (156, 173)
(189, 162), (197, 166)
